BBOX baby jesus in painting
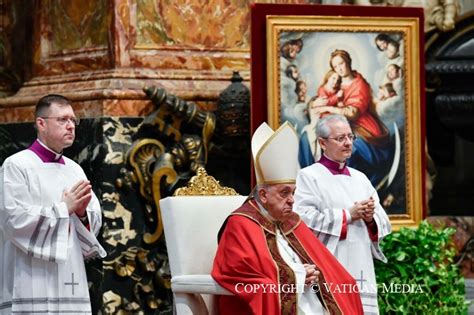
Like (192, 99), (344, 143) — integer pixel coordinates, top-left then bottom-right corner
(317, 70), (344, 108)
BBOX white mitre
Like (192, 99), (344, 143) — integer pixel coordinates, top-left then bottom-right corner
(251, 122), (300, 185)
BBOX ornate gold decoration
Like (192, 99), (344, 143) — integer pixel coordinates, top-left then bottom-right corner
(174, 167), (238, 196)
(340, 1), (459, 33)
(102, 198), (137, 247)
(113, 87), (220, 313)
(128, 139), (165, 202)
(144, 86), (216, 153)
(426, 0), (458, 32)
(116, 139), (175, 244)
(148, 158), (177, 244)
(102, 288), (145, 315)
(117, 87), (217, 244)
(103, 246), (171, 313)
(102, 290), (123, 315)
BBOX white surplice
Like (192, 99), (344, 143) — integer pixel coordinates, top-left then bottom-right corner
(294, 163), (391, 315)
(0, 148), (106, 314)
(258, 203), (327, 315)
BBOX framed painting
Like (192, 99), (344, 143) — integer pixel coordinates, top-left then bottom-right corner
(251, 4), (426, 230)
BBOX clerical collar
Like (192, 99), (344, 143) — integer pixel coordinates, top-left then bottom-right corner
(318, 154), (350, 176)
(28, 139), (65, 164)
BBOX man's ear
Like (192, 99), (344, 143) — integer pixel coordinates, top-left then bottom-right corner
(318, 137), (326, 151)
(258, 188), (267, 204)
(35, 117), (44, 131)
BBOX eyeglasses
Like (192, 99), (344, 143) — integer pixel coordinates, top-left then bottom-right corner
(322, 134), (356, 143)
(41, 117), (80, 126)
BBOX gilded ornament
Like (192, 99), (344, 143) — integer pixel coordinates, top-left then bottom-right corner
(174, 167), (238, 196)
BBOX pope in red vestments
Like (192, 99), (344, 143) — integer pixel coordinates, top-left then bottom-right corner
(211, 122), (363, 315)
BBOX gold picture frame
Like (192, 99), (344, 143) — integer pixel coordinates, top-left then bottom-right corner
(261, 12), (424, 230)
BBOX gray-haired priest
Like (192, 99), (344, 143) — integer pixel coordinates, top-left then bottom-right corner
(212, 122), (363, 315)
(294, 114), (392, 315)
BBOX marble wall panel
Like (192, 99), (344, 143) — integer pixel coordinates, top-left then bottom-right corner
(47, 0), (109, 52)
(0, 105), (36, 124)
(135, 0), (250, 49)
(0, 0), (29, 96)
(1, 0), (257, 115)
(0, 89), (222, 123)
(28, 0), (254, 77)
(32, 0), (111, 76)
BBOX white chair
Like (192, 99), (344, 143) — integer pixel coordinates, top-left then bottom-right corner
(160, 169), (246, 315)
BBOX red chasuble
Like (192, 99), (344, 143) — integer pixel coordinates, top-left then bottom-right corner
(211, 200), (363, 315)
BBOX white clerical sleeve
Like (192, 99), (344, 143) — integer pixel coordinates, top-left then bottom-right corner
(71, 167), (107, 260)
(0, 161), (70, 262)
(70, 169), (106, 260)
(367, 188), (392, 262)
(294, 170), (344, 253)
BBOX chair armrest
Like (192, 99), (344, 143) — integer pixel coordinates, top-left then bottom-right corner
(171, 275), (233, 296)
